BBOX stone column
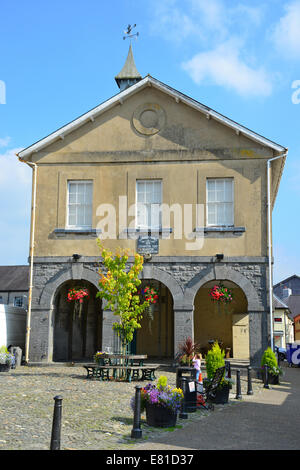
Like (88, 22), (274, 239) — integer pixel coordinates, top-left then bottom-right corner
(28, 306), (52, 363)
(173, 306), (194, 358)
(249, 310), (268, 368)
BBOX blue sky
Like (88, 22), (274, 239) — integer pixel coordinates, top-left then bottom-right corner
(0, 0), (299, 283)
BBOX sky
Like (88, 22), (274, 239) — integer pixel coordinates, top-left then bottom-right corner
(0, 0), (300, 284)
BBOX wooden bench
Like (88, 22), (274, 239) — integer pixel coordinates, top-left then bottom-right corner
(83, 364), (159, 382)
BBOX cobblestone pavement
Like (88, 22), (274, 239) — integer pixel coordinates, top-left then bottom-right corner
(0, 364), (264, 450)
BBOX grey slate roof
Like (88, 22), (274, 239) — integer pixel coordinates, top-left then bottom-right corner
(284, 295), (300, 320)
(273, 294), (289, 309)
(0, 266), (29, 292)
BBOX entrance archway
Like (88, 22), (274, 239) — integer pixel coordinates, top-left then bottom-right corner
(194, 280), (249, 359)
(53, 279), (102, 362)
(134, 280), (174, 358)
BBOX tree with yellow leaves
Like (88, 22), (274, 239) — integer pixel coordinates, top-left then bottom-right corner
(96, 241), (150, 355)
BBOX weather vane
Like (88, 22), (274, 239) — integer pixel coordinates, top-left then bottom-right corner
(123, 24), (139, 41)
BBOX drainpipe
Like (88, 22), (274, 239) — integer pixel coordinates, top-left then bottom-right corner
(17, 156), (38, 364)
(267, 153), (287, 351)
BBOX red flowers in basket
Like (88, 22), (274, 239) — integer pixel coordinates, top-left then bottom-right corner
(67, 288), (89, 304)
(210, 284), (233, 303)
(142, 286), (159, 304)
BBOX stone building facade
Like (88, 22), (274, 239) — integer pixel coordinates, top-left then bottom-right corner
(17, 46), (287, 366)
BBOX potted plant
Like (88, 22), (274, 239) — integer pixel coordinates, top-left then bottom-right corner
(94, 351), (107, 365)
(261, 347), (282, 385)
(204, 341), (232, 404)
(0, 346), (14, 372)
(177, 336), (201, 366)
(130, 375), (184, 428)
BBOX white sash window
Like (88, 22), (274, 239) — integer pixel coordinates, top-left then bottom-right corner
(136, 180), (162, 229)
(67, 180), (93, 229)
(206, 178), (234, 226)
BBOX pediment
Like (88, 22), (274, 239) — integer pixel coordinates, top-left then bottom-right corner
(17, 76), (287, 164)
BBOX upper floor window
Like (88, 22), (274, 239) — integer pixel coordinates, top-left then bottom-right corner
(136, 180), (162, 229)
(14, 296), (23, 307)
(206, 178), (234, 226)
(67, 181), (93, 229)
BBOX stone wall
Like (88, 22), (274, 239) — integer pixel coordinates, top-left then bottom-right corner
(28, 256), (269, 365)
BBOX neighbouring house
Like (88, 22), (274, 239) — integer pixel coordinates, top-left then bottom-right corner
(273, 294), (294, 348)
(0, 265), (28, 351)
(16, 44), (287, 366)
(0, 265), (29, 309)
(274, 275), (300, 341)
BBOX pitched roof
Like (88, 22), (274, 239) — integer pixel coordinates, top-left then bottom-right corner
(273, 294), (289, 309)
(274, 274), (300, 288)
(284, 295), (300, 319)
(17, 75), (288, 161)
(0, 266), (29, 292)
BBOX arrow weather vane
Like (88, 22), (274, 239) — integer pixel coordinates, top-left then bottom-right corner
(123, 24), (139, 41)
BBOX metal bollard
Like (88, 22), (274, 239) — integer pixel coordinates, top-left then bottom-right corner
(235, 369), (242, 399)
(263, 364), (270, 389)
(179, 377), (188, 419)
(225, 360), (231, 379)
(50, 395), (63, 450)
(247, 366), (253, 395)
(131, 385), (142, 439)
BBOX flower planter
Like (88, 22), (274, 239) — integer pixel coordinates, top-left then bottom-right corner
(268, 374), (280, 385)
(261, 370), (279, 385)
(211, 384), (230, 404)
(145, 403), (177, 428)
(0, 364), (11, 372)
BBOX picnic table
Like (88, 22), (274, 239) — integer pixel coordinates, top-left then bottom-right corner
(83, 354), (158, 382)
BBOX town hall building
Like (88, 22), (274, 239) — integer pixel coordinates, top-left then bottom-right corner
(17, 44), (287, 366)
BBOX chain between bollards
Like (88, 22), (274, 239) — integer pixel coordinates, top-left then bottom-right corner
(235, 369), (242, 399)
(247, 366), (253, 395)
(50, 395), (63, 450)
(179, 377), (188, 419)
(131, 385), (142, 439)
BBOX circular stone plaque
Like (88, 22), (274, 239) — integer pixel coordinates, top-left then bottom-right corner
(132, 103), (166, 135)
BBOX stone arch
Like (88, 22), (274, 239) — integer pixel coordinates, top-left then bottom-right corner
(39, 264), (100, 309)
(140, 264), (183, 307)
(184, 264), (263, 312)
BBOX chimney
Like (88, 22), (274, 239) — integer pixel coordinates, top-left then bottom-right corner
(282, 287), (292, 298)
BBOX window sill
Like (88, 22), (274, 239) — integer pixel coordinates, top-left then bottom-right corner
(125, 228), (173, 234)
(195, 226), (245, 236)
(53, 228), (100, 238)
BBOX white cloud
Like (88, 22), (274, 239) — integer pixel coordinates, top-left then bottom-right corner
(0, 147), (31, 188)
(150, 0), (265, 45)
(270, 1), (300, 59)
(182, 40), (272, 97)
(0, 136), (11, 148)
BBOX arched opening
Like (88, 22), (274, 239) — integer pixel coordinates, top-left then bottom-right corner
(53, 279), (102, 362)
(194, 280), (249, 360)
(134, 280), (174, 358)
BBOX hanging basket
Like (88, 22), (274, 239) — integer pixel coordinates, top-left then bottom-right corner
(67, 287), (89, 319)
(210, 284), (233, 314)
(139, 286), (159, 333)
